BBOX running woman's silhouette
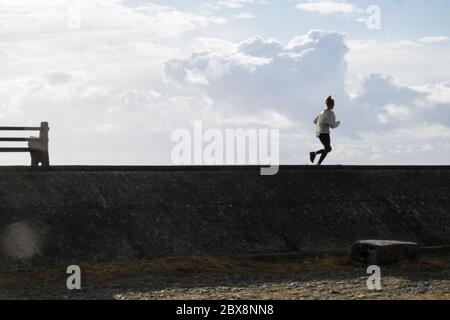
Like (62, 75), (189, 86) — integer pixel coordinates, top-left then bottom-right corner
(310, 96), (341, 165)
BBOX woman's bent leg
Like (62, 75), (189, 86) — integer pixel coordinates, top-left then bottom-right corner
(318, 134), (332, 165)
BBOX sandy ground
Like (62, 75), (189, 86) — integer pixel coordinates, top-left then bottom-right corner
(0, 252), (449, 300)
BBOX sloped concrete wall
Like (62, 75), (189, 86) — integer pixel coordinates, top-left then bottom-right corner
(0, 166), (449, 266)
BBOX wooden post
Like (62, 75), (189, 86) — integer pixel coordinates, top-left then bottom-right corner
(29, 122), (50, 167)
(39, 122), (50, 166)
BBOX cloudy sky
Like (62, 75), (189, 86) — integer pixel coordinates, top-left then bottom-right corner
(1, 0), (449, 165)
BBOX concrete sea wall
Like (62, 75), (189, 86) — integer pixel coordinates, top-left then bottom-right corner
(0, 166), (449, 266)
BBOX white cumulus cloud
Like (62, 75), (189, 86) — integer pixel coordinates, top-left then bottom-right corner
(296, 0), (361, 16)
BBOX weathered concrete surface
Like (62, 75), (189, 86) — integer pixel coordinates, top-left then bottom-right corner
(351, 240), (420, 265)
(0, 166), (449, 266)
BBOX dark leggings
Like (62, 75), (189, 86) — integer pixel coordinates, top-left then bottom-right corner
(316, 133), (332, 165)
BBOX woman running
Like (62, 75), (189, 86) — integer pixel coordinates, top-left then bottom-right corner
(310, 96), (341, 165)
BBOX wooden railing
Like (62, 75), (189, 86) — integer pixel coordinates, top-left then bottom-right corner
(0, 122), (50, 166)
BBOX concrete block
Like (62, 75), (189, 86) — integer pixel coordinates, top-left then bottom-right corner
(351, 240), (420, 265)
